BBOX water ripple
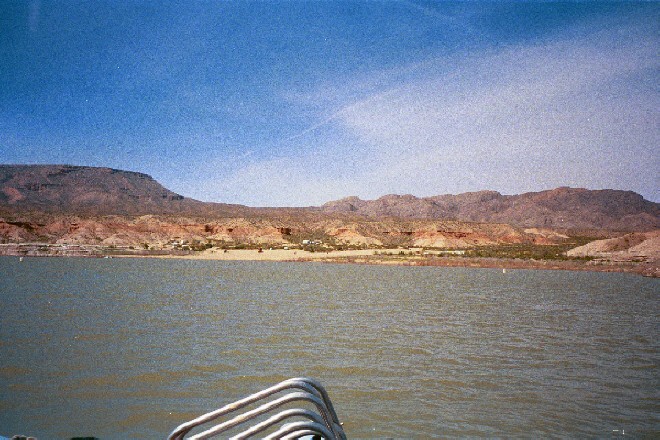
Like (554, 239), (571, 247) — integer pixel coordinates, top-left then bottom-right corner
(0, 258), (657, 438)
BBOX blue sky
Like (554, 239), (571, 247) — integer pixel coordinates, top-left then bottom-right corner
(1, 1), (658, 206)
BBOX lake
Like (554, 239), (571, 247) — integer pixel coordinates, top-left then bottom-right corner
(0, 257), (657, 438)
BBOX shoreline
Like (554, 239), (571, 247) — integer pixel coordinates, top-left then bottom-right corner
(314, 255), (659, 277)
(2, 245), (657, 277)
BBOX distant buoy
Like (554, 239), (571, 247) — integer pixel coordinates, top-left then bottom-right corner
(19, 257), (24, 262)
(502, 268), (506, 274)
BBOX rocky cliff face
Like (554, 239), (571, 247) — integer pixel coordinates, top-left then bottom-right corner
(322, 187), (660, 231)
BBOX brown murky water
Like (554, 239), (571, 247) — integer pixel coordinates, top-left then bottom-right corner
(0, 257), (658, 438)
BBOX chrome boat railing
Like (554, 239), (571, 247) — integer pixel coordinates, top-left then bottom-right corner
(167, 377), (346, 440)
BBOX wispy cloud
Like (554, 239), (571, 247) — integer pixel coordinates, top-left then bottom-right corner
(323, 14), (659, 200)
(342, 38), (656, 153)
(188, 157), (362, 207)
(171, 7), (659, 205)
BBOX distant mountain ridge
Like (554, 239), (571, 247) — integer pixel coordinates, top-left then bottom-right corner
(321, 188), (660, 231)
(1, 164), (658, 232)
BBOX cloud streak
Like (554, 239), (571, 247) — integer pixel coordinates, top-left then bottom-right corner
(282, 12), (659, 203)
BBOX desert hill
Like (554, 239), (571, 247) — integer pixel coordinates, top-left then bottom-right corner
(566, 230), (660, 261)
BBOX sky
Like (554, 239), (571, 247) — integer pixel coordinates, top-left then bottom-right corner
(1, 1), (658, 206)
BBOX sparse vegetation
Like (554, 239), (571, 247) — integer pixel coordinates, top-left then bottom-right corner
(461, 238), (598, 260)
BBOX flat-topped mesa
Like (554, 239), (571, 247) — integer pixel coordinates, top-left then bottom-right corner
(0, 164), (189, 215)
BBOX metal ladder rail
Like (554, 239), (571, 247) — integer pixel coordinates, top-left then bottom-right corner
(168, 378), (339, 439)
(264, 421), (335, 440)
(280, 431), (329, 440)
(279, 429), (332, 440)
(187, 392), (338, 439)
(290, 377), (342, 429)
(168, 378), (329, 439)
(168, 378), (345, 440)
(230, 408), (327, 440)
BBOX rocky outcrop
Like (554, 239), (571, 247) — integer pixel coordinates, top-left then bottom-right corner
(325, 224), (383, 246)
(566, 230), (660, 261)
(411, 222), (529, 248)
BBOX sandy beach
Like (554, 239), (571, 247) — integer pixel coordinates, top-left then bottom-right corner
(150, 248), (378, 261)
(136, 247), (659, 277)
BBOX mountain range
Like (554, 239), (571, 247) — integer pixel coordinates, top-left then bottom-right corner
(1, 164), (658, 232)
(321, 188), (659, 231)
(1, 164), (659, 252)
